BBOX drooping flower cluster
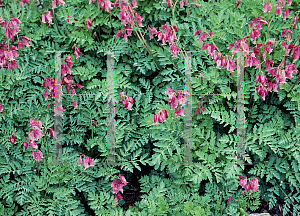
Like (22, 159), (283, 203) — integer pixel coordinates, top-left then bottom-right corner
(227, 175), (260, 204)
(9, 118), (57, 161)
(195, 30), (238, 74)
(120, 91), (134, 110)
(273, 0), (292, 22)
(114, 0), (142, 42)
(111, 174), (128, 205)
(153, 88), (191, 125)
(42, 0), (65, 26)
(148, 23), (181, 57)
(238, 175), (260, 197)
(249, 18), (268, 43)
(163, 0), (200, 9)
(23, 119), (46, 161)
(196, 100), (205, 115)
(84, 18), (93, 31)
(0, 17), (32, 71)
(235, 0), (241, 8)
(78, 153), (94, 170)
(42, 55), (84, 114)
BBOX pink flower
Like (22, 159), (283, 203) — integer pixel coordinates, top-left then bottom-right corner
(132, 0), (137, 8)
(92, 32), (97, 40)
(83, 155), (94, 170)
(72, 44), (81, 59)
(113, 193), (123, 204)
(50, 128), (57, 139)
(119, 174), (128, 185)
(275, 6), (282, 17)
(283, 8), (290, 20)
(293, 15), (297, 30)
(23, 142), (28, 149)
(92, 120), (97, 128)
(84, 18), (93, 31)
(29, 140), (38, 150)
(0, 103), (3, 112)
(52, 0), (65, 9)
(227, 195), (233, 203)
(42, 11), (53, 27)
(75, 83), (84, 88)
(235, 0), (241, 8)
(111, 175), (128, 195)
(30, 119), (43, 130)
(78, 153), (94, 170)
(73, 100), (78, 109)
(78, 154), (83, 165)
(9, 133), (16, 145)
(263, 2), (272, 13)
(32, 150), (43, 161)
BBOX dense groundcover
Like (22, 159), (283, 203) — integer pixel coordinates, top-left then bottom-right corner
(0, 0), (300, 215)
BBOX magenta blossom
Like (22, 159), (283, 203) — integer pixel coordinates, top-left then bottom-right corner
(50, 128), (57, 139)
(32, 150), (43, 161)
(84, 18), (93, 31)
(22, 142), (28, 149)
(78, 153), (94, 170)
(0, 103), (3, 112)
(28, 140), (38, 150)
(235, 0), (241, 8)
(42, 11), (53, 27)
(227, 195), (233, 203)
(72, 44), (81, 59)
(111, 174), (128, 204)
(9, 133), (16, 145)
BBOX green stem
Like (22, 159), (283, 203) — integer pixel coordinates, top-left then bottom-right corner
(97, 3), (101, 43)
(36, 159), (40, 177)
(43, 128), (49, 155)
(268, 91), (274, 105)
(163, 106), (185, 131)
(122, 5), (164, 72)
(237, 191), (242, 212)
(220, 184), (225, 215)
(31, 0), (43, 25)
(182, 105), (204, 125)
(52, 8), (62, 35)
(267, 0), (270, 39)
(20, 142), (25, 160)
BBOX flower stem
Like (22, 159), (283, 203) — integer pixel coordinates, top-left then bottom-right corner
(20, 143), (24, 159)
(52, 8), (62, 35)
(36, 160), (40, 177)
(268, 91), (274, 105)
(163, 107), (185, 131)
(31, 0), (43, 25)
(122, 6), (164, 72)
(237, 191), (242, 211)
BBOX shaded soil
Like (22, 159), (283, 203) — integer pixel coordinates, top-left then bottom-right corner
(245, 196), (297, 216)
